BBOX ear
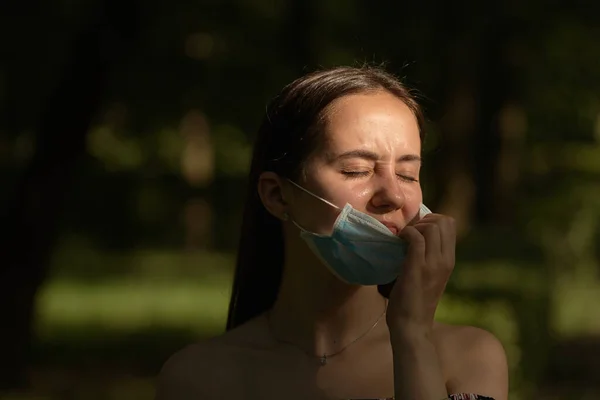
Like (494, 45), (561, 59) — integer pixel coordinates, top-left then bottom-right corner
(257, 171), (289, 221)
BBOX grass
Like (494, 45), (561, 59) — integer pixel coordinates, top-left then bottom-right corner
(36, 279), (231, 336)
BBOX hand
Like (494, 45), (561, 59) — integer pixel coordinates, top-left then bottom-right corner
(386, 213), (456, 337)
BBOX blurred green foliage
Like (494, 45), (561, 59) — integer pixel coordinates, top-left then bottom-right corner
(1, 0), (600, 399)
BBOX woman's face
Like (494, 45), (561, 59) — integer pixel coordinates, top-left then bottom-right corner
(287, 91), (423, 236)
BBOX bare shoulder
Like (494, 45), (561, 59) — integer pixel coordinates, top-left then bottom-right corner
(155, 317), (270, 400)
(433, 322), (505, 352)
(433, 323), (509, 400)
(155, 338), (229, 400)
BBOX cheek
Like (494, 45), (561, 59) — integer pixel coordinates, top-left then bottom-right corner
(303, 208), (340, 234)
(289, 190), (341, 235)
(295, 180), (364, 234)
(402, 184), (423, 204)
(321, 180), (423, 213)
(403, 184), (423, 218)
(319, 182), (374, 215)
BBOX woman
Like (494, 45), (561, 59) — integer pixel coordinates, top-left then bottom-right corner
(156, 66), (509, 400)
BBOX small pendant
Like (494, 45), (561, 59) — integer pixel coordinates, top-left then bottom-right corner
(319, 355), (327, 366)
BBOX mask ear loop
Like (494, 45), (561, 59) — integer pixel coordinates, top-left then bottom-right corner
(286, 179), (341, 210)
(283, 179), (345, 235)
(279, 187), (310, 232)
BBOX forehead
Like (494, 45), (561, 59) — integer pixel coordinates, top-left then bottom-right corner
(321, 91), (421, 154)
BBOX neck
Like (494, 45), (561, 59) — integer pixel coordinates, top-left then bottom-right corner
(268, 239), (387, 358)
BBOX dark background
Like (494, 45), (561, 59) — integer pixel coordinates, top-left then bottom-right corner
(1, 0), (599, 399)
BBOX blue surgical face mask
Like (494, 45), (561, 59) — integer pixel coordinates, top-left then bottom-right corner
(287, 180), (431, 286)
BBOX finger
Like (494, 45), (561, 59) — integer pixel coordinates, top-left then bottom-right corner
(413, 222), (442, 264)
(398, 225), (426, 267)
(437, 216), (456, 267)
(416, 213), (442, 223)
(415, 214), (454, 254)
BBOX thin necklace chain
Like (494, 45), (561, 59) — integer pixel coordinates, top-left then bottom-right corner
(267, 301), (387, 366)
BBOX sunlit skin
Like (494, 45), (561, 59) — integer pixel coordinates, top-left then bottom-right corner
(266, 91), (424, 365)
(155, 91), (509, 400)
(281, 90), (423, 235)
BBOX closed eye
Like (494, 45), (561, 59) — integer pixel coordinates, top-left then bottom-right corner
(397, 174), (418, 183)
(341, 171), (371, 179)
(342, 171), (418, 183)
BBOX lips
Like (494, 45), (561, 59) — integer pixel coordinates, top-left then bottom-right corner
(379, 221), (399, 235)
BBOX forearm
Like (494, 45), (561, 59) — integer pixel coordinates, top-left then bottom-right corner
(391, 331), (447, 400)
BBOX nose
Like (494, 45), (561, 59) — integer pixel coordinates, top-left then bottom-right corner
(369, 173), (405, 214)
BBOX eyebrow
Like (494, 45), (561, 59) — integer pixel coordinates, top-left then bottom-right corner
(332, 149), (422, 163)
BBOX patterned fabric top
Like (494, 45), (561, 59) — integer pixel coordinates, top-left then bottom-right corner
(348, 394), (494, 400)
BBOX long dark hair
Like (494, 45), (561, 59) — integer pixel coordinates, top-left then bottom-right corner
(226, 66), (426, 330)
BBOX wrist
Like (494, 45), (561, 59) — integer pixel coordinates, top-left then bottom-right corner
(389, 325), (447, 400)
(388, 320), (433, 343)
